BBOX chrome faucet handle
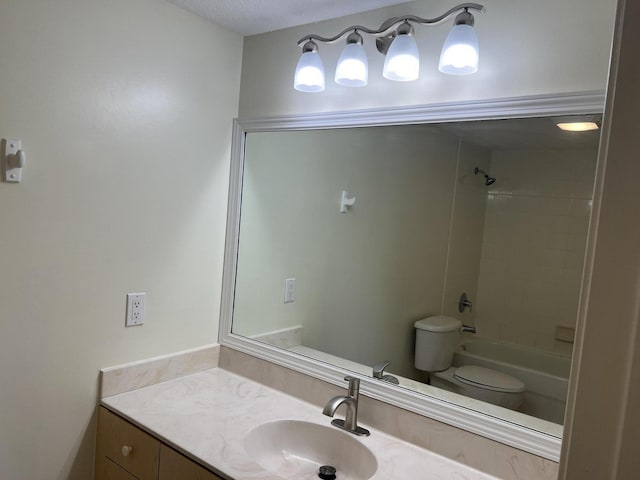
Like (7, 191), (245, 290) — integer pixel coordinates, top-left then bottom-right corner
(458, 292), (473, 313)
(372, 361), (400, 384)
(372, 361), (391, 379)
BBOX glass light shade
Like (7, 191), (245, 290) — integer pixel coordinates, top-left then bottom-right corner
(335, 43), (368, 87)
(556, 122), (600, 132)
(294, 51), (325, 92)
(383, 33), (420, 81)
(438, 24), (479, 75)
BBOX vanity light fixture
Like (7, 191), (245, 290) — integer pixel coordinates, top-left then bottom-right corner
(294, 3), (485, 92)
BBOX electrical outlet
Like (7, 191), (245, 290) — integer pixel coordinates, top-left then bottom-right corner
(126, 293), (146, 327)
(284, 278), (296, 303)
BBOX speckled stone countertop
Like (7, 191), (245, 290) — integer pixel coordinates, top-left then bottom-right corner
(101, 367), (501, 480)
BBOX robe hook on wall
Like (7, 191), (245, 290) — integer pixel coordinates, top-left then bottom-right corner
(2, 138), (26, 183)
(339, 190), (356, 213)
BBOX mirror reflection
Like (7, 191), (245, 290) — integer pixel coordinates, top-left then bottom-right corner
(232, 115), (599, 429)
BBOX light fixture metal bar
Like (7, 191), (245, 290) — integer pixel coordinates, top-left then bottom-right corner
(296, 3), (485, 47)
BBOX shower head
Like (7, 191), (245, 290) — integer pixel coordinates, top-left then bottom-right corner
(474, 167), (496, 186)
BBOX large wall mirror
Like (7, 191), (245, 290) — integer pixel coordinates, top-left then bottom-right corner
(219, 92), (605, 460)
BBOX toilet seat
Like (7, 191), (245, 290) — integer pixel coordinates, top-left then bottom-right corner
(453, 365), (525, 393)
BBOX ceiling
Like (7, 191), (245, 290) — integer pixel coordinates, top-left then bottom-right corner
(166, 0), (413, 36)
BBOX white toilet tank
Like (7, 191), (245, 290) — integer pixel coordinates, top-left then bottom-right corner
(414, 316), (462, 372)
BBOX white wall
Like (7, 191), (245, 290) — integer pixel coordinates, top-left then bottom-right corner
(475, 148), (597, 353)
(441, 142), (491, 321)
(238, 0), (615, 118)
(0, 1), (242, 479)
(560, 0), (640, 476)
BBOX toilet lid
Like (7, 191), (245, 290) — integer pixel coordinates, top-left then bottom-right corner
(414, 315), (462, 333)
(454, 365), (525, 393)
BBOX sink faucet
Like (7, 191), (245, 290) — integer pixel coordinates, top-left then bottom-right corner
(322, 376), (370, 436)
(372, 360), (399, 384)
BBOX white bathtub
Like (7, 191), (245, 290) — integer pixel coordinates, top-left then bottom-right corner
(452, 338), (572, 424)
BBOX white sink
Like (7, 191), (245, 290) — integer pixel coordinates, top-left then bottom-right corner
(244, 420), (378, 480)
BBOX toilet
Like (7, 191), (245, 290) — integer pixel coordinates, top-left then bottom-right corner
(414, 315), (525, 410)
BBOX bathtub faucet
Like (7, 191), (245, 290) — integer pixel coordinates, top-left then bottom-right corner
(458, 292), (473, 313)
(460, 325), (476, 334)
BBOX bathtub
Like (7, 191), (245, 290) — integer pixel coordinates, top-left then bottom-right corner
(452, 338), (572, 424)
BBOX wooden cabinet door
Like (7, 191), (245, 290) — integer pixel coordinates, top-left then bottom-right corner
(96, 407), (160, 480)
(97, 457), (138, 480)
(158, 444), (224, 480)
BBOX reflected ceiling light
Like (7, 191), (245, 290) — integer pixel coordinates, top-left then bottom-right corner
(439, 9), (479, 75)
(335, 31), (369, 87)
(554, 116), (602, 132)
(294, 41), (325, 92)
(556, 121), (600, 132)
(293, 3), (485, 92)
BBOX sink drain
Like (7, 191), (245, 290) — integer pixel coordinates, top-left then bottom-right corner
(318, 465), (337, 480)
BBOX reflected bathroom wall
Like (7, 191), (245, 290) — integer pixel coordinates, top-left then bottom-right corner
(234, 125), (473, 379)
(441, 142), (492, 322)
(232, 117), (599, 424)
(474, 149), (597, 354)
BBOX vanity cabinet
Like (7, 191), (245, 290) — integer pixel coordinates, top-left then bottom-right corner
(96, 407), (224, 480)
(159, 444), (222, 480)
(101, 458), (138, 480)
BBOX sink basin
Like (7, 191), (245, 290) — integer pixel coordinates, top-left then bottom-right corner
(244, 420), (378, 480)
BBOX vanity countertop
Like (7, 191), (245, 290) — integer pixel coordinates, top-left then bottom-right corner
(101, 367), (501, 480)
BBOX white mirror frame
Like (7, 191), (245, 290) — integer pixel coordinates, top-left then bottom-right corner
(219, 90), (605, 462)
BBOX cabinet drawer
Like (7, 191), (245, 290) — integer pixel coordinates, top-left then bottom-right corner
(98, 457), (138, 480)
(97, 407), (160, 480)
(159, 444), (223, 480)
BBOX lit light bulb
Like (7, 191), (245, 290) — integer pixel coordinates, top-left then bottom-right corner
(439, 11), (479, 75)
(335, 33), (368, 87)
(294, 41), (325, 92)
(383, 25), (420, 82)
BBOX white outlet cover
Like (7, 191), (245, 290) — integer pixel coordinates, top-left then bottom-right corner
(126, 292), (146, 327)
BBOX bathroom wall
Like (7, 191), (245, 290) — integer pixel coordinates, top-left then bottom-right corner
(475, 148), (597, 353)
(0, 1), (242, 479)
(441, 142), (492, 321)
(561, 0), (640, 475)
(238, 0), (616, 118)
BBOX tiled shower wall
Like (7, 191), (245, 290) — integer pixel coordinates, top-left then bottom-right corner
(474, 148), (597, 354)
